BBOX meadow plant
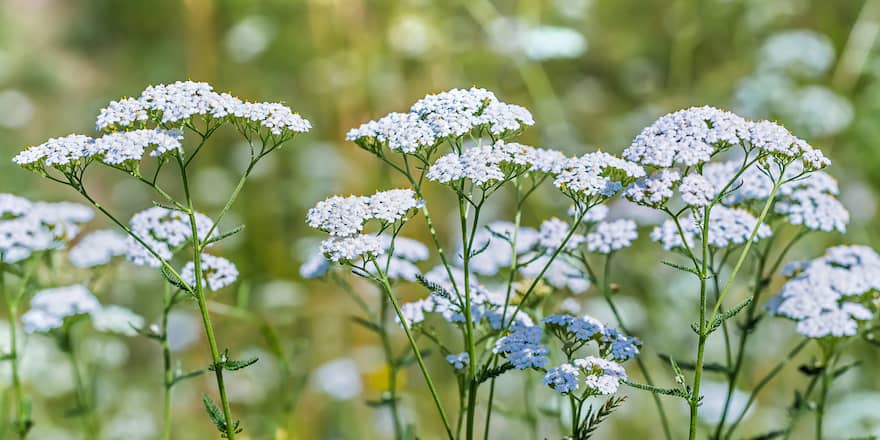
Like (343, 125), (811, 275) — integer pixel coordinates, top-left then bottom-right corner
(14, 81), (310, 439)
(6, 82), (876, 439)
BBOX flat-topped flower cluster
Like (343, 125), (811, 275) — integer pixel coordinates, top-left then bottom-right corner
(14, 81), (311, 177)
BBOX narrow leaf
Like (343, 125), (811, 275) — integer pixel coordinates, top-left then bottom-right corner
(706, 297), (753, 335)
(203, 225), (246, 246)
(623, 381), (689, 399)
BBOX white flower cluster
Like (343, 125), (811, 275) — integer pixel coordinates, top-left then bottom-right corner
(543, 314), (641, 362)
(554, 152), (645, 201)
(493, 323), (549, 370)
(306, 189), (421, 263)
(679, 174), (717, 207)
(1, 194), (93, 263)
(181, 254), (239, 291)
(651, 206), (772, 250)
(68, 229), (129, 268)
(97, 81), (311, 135)
(585, 219), (638, 254)
(22, 285), (144, 336)
(14, 128), (185, 172)
(623, 106), (829, 170)
(21, 285), (101, 333)
(543, 356), (628, 395)
(624, 169), (681, 206)
(767, 245), (879, 338)
(347, 87), (534, 154)
(701, 161), (848, 232)
(90, 305), (146, 336)
(426, 141), (566, 187)
(125, 207), (218, 267)
(371, 236), (429, 281)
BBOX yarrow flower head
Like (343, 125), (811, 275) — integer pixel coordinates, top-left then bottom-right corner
(21, 285), (101, 333)
(306, 189), (421, 237)
(68, 229), (128, 268)
(553, 152), (645, 203)
(493, 323), (549, 370)
(13, 134), (97, 172)
(320, 235), (384, 263)
(767, 245), (880, 338)
(97, 81), (311, 135)
(0, 196), (93, 263)
(93, 129), (183, 168)
(125, 207), (217, 267)
(181, 254), (239, 291)
(543, 314), (641, 362)
(585, 219), (638, 254)
(348, 87), (533, 156)
(624, 169), (681, 206)
(446, 352), (470, 371)
(90, 305), (145, 336)
(650, 206), (772, 250)
(426, 141), (565, 187)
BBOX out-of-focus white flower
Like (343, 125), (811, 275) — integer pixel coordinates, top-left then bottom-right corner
(0, 89), (34, 128)
(22, 285), (101, 333)
(758, 30), (835, 78)
(312, 358), (363, 401)
(181, 254), (239, 291)
(225, 16), (275, 63)
(69, 230), (128, 268)
(90, 305), (145, 336)
(696, 380), (752, 425)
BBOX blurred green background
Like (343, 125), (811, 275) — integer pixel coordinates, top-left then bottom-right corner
(2, 0), (880, 438)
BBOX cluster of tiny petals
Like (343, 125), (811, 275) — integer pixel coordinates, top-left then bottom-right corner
(125, 207), (217, 267)
(623, 106), (829, 170)
(1, 197), (93, 263)
(320, 235), (384, 262)
(542, 363), (580, 393)
(537, 218), (584, 250)
(307, 189), (420, 237)
(94, 129), (183, 165)
(651, 206), (771, 250)
(95, 81), (310, 135)
(13, 134), (96, 169)
(181, 254), (239, 291)
(445, 352), (470, 370)
(348, 87), (533, 155)
(426, 141), (565, 187)
(553, 152), (645, 200)
(574, 356), (628, 395)
(586, 219), (638, 254)
(679, 174), (717, 207)
(768, 245), (880, 338)
(493, 323), (549, 369)
(346, 112), (437, 153)
(624, 106), (747, 167)
(409, 87), (534, 138)
(624, 169), (681, 206)
(543, 314), (641, 362)
(21, 285), (101, 333)
(68, 229), (128, 268)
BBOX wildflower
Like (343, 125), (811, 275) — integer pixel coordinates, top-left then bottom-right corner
(320, 235), (384, 262)
(0, 198), (93, 263)
(426, 141), (564, 187)
(13, 134), (96, 172)
(573, 356), (627, 395)
(493, 323), (549, 369)
(181, 254), (239, 291)
(446, 352), (470, 370)
(90, 305), (145, 336)
(537, 217), (584, 250)
(306, 189), (420, 237)
(651, 206), (771, 250)
(409, 87), (534, 138)
(758, 30), (835, 78)
(553, 152), (645, 201)
(520, 255), (590, 293)
(543, 363), (580, 393)
(125, 207), (217, 267)
(93, 129), (183, 167)
(22, 285), (101, 333)
(585, 219), (638, 254)
(299, 250), (331, 279)
(346, 112), (438, 154)
(312, 358), (363, 401)
(68, 229), (128, 268)
(679, 174), (717, 207)
(624, 169), (681, 206)
(768, 245), (880, 338)
(543, 314), (605, 341)
(775, 189), (849, 233)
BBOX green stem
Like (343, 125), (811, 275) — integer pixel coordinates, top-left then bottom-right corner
(161, 284), (174, 440)
(815, 349), (835, 440)
(691, 177), (784, 439)
(179, 159), (237, 439)
(378, 293), (403, 440)
(458, 194), (480, 440)
(3, 269), (28, 439)
(67, 326), (98, 437)
(372, 261), (454, 440)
